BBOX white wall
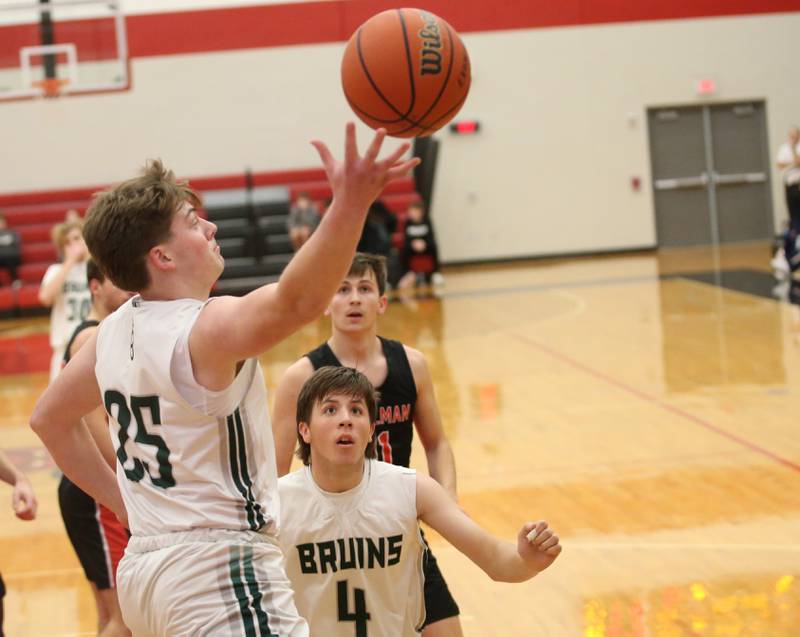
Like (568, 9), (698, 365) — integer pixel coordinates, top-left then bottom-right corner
(1, 11), (798, 262)
(433, 12), (800, 261)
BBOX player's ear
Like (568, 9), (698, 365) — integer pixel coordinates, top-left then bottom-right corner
(368, 421), (375, 441)
(148, 244), (174, 272)
(298, 421), (311, 444)
(377, 294), (388, 315)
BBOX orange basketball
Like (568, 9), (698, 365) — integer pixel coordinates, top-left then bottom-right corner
(341, 8), (471, 138)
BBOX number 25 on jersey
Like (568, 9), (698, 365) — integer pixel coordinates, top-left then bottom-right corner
(104, 391), (176, 489)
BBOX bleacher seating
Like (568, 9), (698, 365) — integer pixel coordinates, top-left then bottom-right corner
(0, 169), (423, 313)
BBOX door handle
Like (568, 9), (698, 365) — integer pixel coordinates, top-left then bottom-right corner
(654, 175), (707, 190)
(714, 172), (767, 185)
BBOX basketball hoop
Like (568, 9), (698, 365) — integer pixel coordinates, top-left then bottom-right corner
(32, 77), (69, 98)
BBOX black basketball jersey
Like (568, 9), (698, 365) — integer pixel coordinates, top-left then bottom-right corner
(306, 337), (418, 468)
(63, 319), (100, 365)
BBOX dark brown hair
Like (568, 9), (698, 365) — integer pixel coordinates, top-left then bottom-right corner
(85, 258), (105, 286)
(295, 366), (378, 465)
(83, 159), (200, 292)
(349, 252), (387, 296)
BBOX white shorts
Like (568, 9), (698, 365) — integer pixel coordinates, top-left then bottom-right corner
(117, 528), (308, 637)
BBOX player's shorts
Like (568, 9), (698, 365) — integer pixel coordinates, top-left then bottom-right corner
(58, 475), (128, 590)
(118, 528), (308, 637)
(421, 530), (460, 626)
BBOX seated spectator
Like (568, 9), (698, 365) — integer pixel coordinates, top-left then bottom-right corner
(398, 201), (444, 289)
(0, 213), (21, 283)
(287, 191), (321, 251)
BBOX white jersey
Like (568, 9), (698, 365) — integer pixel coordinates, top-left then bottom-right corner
(278, 460), (425, 637)
(777, 141), (800, 186)
(42, 260), (91, 349)
(95, 295), (278, 538)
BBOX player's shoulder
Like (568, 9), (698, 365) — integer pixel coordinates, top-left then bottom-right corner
(278, 467), (308, 494)
(70, 322), (99, 355)
(41, 262), (62, 281)
(281, 356), (316, 386)
(371, 458), (416, 480)
(400, 344), (429, 379)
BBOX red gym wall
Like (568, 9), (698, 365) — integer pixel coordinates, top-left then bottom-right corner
(2, 0), (799, 261)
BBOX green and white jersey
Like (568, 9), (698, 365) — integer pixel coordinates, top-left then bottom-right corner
(42, 260), (91, 349)
(278, 460), (425, 637)
(95, 296), (278, 538)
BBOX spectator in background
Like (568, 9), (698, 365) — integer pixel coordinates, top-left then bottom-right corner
(287, 191), (321, 251)
(357, 199), (397, 256)
(38, 220), (92, 381)
(773, 127), (800, 278)
(358, 199), (402, 286)
(0, 447), (37, 637)
(398, 201), (444, 289)
(0, 213), (21, 284)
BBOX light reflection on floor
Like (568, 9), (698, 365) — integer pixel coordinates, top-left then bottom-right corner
(583, 574), (799, 637)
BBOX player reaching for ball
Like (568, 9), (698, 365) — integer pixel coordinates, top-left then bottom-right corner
(31, 123), (419, 637)
(278, 366), (562, 637)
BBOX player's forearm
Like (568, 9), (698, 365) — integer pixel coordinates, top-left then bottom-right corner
(0, 451), (23, 487)
(274, 198), (368, 320)
(425, 441), (457, 500)
(32, 418), (124, 515)
(480, 539), (540, 583)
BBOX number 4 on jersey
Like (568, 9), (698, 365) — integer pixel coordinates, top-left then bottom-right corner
(337, 580), (370, 637)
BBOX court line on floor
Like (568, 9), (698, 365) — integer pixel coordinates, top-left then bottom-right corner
(438, 273), (657, 300)
(4, 566), (82, 580)
(510, 333), (800, 474)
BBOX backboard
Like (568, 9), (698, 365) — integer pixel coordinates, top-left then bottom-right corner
(0, 0), (129, 101)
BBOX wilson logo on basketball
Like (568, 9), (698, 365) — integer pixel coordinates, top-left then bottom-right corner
(418, 12), (443, 76)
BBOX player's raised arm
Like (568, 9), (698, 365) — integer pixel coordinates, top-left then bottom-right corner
(30, 331), (126, 524)
(191, 124), (420, 374)
(271, 358), (315, 476)
(416, 473), (562, 583)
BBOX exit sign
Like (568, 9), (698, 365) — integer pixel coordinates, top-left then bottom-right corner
(695, 79), (716, 95)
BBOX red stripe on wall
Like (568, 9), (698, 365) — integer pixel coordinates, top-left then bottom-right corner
(0, 0), (798, 69)
(127, 0), (800, 58)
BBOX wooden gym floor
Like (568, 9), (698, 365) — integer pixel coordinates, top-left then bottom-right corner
(1, 241), (799, 636)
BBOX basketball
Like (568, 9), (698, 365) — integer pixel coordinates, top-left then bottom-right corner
(341, 8), (471, 138)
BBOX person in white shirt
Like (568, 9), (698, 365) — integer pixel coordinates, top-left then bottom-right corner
(30, 123), (419, 637)
(773, 128), (800, 277)
(38, 220), (91, 380)
(278, 366), (562, 637)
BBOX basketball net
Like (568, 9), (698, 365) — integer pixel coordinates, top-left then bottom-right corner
(32, 78), (69, 98)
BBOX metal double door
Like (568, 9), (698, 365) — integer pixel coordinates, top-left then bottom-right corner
(648, 102), (773, 247)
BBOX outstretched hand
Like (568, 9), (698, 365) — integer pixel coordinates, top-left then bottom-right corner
(12, 478), (37, 521)
(311, 123), (420, 213)
(517, 520), (562, 573)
